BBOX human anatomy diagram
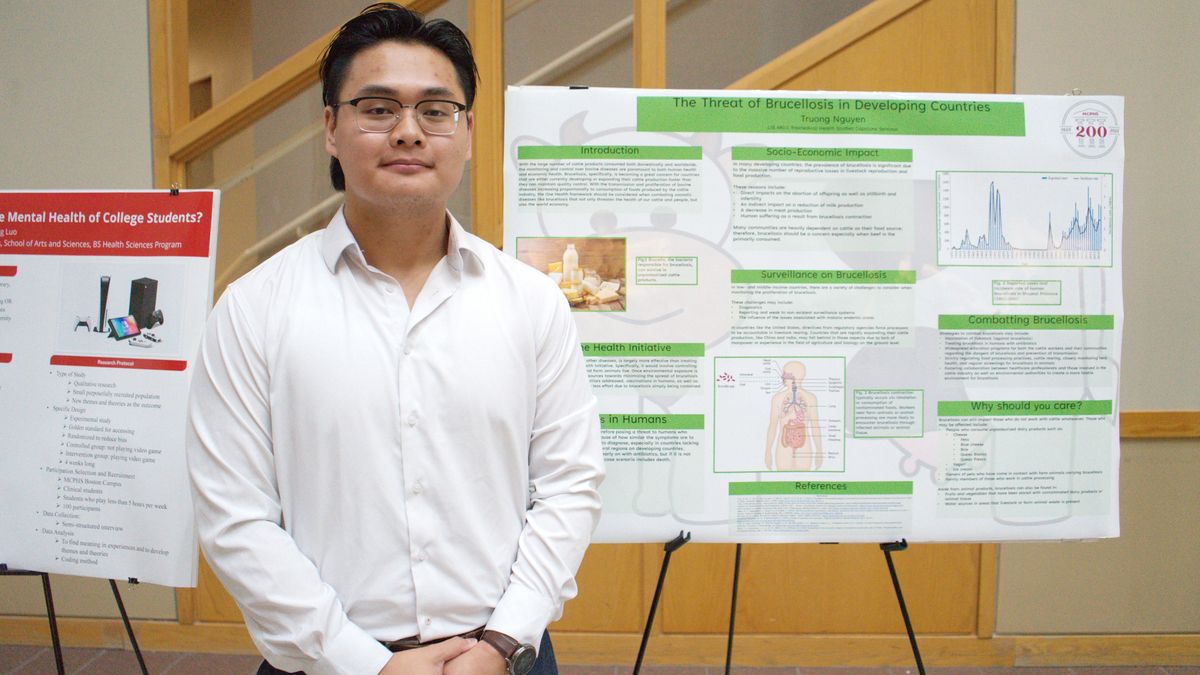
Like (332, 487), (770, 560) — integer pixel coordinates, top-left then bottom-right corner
(764, 361), (824, 471)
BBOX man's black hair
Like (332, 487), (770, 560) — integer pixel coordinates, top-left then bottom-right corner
(319, 2), (479, 191)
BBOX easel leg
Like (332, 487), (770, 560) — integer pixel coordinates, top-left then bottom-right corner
(633, 531), (690, 675)
(39, 573), (65, 675)
(881, 540), (925, 675)
(724, 543), (742, 675)
(110, 579), (149, 675)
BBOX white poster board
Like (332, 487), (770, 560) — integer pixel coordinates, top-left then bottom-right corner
(503, 87), (1123, 544)
(0, 190), (218, 585)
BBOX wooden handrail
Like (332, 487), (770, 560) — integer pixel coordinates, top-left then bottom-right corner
(208, 122), (325, 192)
(168, 0), (445, 164)
(213, 192), (343, 291)
(517, 15), (633, 85)
(729, 0), (924, 90)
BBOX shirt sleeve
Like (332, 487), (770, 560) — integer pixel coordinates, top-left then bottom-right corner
(186, 288), (393, 675)
(486, 289), (606, 649)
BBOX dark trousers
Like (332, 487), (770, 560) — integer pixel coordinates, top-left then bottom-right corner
(257, 631), (558, 674)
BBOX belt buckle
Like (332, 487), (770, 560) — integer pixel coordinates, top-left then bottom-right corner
(381, 636), (422, 652)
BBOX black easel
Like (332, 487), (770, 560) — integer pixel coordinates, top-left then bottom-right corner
(719, 540), (925, 673)
(0, 565), (149, 675)
(632, 531), (690, 675)
(724, 543), (741, 675)
(880, 540), (925, 674)
(110, 578), (150, 675)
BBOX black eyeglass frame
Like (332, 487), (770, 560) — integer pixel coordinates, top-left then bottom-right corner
(331, 96), (468, 135)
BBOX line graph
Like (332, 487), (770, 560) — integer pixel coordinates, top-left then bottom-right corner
(937, 171), (1113, 267)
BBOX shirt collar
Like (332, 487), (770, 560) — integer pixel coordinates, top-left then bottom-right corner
(319, 207), (487, 274)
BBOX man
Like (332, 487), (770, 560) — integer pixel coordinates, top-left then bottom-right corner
(186, 5), (604, 674)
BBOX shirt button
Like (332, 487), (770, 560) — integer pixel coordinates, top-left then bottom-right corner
(414, 550), (427, 562)
(411, 481), (423, 495)
(407, 413), (419, 427)
(403, 344), (412, 356)
(424, 618), (432, 627)
(384, 286), (394, 294)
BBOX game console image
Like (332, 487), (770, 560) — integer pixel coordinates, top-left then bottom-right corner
(107, 315), (141, 340)
(128, 277), (157, 330)
(56, 263), (185, 357)
(93, 275), (110, 332)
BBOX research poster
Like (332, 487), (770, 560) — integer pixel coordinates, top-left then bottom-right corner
(503, 87), (1123, 543)
(0, 191), (218, 585)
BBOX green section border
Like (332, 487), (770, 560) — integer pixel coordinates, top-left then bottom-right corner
(852, 389), (925, 439)
(731, 147), (913, 162)
(937, 400), (1113, 417)
(600, 413), (705, 430)
(712, 355), (847, 474)
(582, 342), (704, 357)
(637, 96), (1026, 136)
(634, 255), (699, 286)
(938, 314), (1113, 330)
(732, 269), (916, 285)
(729, 481), (913, 495)
(517, 145), (701, 160)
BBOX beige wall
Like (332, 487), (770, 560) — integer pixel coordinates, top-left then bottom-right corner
(0, 0), (175, 621)
(998, 439), (1200, 633)
(0, 1), (153, 189)
(996, 0), (1200, 634)
(1012, 0), (1200, 411)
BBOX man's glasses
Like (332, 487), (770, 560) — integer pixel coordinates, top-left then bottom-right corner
(333, 97), (467, 135)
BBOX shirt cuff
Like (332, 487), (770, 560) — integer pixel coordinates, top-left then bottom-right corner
(309, 620), (393, 675)
(486, 583), (557, 654)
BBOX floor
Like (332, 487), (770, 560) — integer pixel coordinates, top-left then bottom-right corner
(0, 645), (1196, 675)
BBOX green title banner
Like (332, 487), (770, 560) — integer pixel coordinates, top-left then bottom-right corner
(729, 481), (913, 496)
(638, 96), (1026, 136)
(600, 414), (705, 430)
(582, 342), (704, 357)
(732, 147), (913, 162)
(939, 314), (1114, 330)
(938, 400), (1113, 416)
(517, 145), (701, 160)
(732, 269), (916, 284)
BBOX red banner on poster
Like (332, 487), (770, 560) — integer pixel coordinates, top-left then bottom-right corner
(0, 192), (214, 257)
(49, 355), (188, 371)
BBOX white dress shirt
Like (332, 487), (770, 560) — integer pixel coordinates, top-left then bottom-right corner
(186, 209), (604, 675)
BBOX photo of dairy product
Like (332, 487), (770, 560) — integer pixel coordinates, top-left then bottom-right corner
(515, 237), (627, 311)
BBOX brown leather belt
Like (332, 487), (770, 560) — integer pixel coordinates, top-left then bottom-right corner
(380, 626), (486, 652)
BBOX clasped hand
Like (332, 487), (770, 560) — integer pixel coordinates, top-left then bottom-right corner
(377, 637), (507, 675)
